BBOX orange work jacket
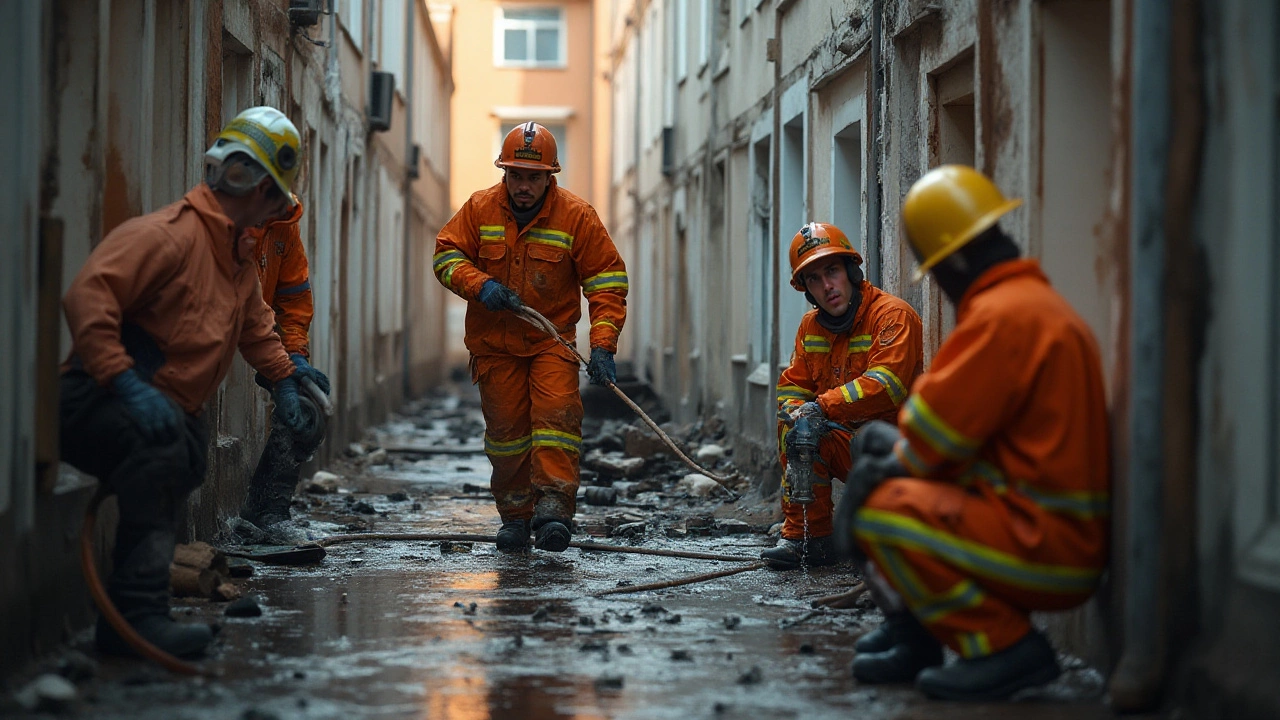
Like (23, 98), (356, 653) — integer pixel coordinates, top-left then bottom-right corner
(777, 281), (924, 427)
(893, 259), (1110, 562)
(62, 184), (295, 414)
(251, 200), (314, 356)
(434, 179), (628, 357)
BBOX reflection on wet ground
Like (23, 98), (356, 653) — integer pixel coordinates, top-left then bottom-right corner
(13, 392), (1127, 720)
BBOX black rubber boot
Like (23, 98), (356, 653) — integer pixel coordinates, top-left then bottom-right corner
(95, 529), (214, 659)
(241, 411), (323, 528)
(855, 611), (931, 653)
(531, 518), (571, 552)
(915, 630), (1061, 701)
(760, 536), (838, 570)
(851, 614), (944, 684)
(495, 520), (531, 553)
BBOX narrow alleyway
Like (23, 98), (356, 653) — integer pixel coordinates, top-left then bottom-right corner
(7, 389), (1117, 720)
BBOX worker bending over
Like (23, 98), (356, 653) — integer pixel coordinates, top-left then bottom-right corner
(836, 165), (1110, 701)
(764, 222), (923, 569)
(60, 107), (328, 658)
(434, 122), (628, 553)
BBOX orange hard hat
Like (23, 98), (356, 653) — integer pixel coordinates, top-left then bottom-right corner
(901, 165), (1021, 282)
(788, 222), (863, 291)
(495, 121), (561, 173)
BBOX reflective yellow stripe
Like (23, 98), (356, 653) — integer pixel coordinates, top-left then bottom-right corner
(433, 250), (468, 273)
(958, 460), (1008, 492)
(1015, 482), (1110, 519)
(871, 546), (931, 604)
(592, 319), (620, 332)
(484, 433), (532, 457)
(864, 366), (908, 405)
(901, 394), (981, 461)
(531, 429), (582, 453)
(839, 379), (866, 404)
(525, 228), (574, 250)
(913, 580), (986, 625)
(895, 439), (934, 476)
(583, 271), (629, 293)
(853, 507), (1101, 593)
(479, 225), (506, 241)
(802, 334), (831, 353)
(441, 263), (463, 288)
(776, 384), (816, 404)
(848, 334), (873, 353)
(957, 632), (992, 658)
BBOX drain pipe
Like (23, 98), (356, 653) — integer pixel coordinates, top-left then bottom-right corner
(401, 0), (416, 400)
(1109, 0), (1170, 710)
(865, 0), (883, 286)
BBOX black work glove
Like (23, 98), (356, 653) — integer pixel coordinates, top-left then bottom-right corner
(789, 400), (824, 422)
(111, 369), (180, 443)
(586, 347), (616, 386)
(477, 279), (523, 312)
(833, 420), (907, 559)
(272, 375), (306, 434)
(290, 353), (331, 395)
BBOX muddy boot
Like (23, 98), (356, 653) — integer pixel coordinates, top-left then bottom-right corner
(855, 611), (930, 653)
(915, 630), (1060, 701)
(531, 517), (571, 552)
(96, 528), (214, 659)
(851, 615), (943, 685)
(495, 519), (531, 553)
(760, 536), (837, 570)
(241, 408), (323, 528)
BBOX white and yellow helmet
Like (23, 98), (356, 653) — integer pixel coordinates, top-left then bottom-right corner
(205, 106), (302, 206)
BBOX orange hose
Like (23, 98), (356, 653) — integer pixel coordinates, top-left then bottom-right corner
(79, 487), (208, 676)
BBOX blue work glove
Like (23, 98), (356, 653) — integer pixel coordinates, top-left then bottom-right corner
(271, 375), (307, 434)
(290, 353), (331, 396)
(111, 368), (180, 443)
(477, 280), (523, 312)
(586, 348), (616, 386)
(833, 420), (907, 559)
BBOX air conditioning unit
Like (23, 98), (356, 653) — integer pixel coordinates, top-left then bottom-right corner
(288, 0), (324, 27)
(407, 144), (422, 180)
(368, 71), (394, 133)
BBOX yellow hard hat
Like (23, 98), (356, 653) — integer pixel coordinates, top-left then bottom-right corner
(901, 165), (1021, 282)
(205, 106), (302, 206)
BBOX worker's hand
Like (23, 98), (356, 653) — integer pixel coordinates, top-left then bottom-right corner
(477, 280), (524, 312)
(290, 353), (331, 396)
(833, 422), (907, 559)
(111, 369), (180, 444)
(852, 419), (900, 460)
(789, 401), (824, 422)
(587, 348), (616, 386)
(271, 375), (307, 434)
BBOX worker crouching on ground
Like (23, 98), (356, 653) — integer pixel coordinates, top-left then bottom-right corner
(434, 122), (628, 553)
(834, 165), (1110, 701)
(238, 193), (332, 535)
(763, 222), (923, 570)
(59, 107), (329, 659)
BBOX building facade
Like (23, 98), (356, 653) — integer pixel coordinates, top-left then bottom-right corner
(610, 0), (1280, 715)
(0, 0), (452, 676)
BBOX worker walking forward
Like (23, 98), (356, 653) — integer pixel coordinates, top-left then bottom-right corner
(59, 107), (328, 659)
(434, 122), (628, 553)
(239, 195), (332, 532)
(835, 165), (1110, 701)
(764, 222), (923, 569)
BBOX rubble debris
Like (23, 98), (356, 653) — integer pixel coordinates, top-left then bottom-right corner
(670, 650), (693, 662)
(453, 601), (478, 615)
(622, 424), (678, 458)
(170, 565), (219, 599)
(227, 558), (254, 578)
(364, 448), (388, 465)
(385, 491), (410, 502)
(439, 541), (473, 554)
(582, 486), (617, 506)
(213, 582), (243, 602)
(675, 473), (719, 498)
(662, 614), (683, 624)
(347, 443), (367, 458)
(461, 483), (489, 494)
(174, 542), (230, 575)
(617, 644), (634, 655)
(306, 471), (341, 494)
(583, 449), (646, 479)
(611, 521), (646, 539)
(640, 603), (667, 615)
(15, 673), (78, 713)
(225, 596), (263, 618)
(695, 444), (726, 462)
(799, 643), (815, 654)
(611, 481), (638, 498)
(56, 650), (97, 683)
(737, 666), (763, 685)
(594, 675), (625, 690)
(715, 519), (752, 535)
(350, 501), (377, 515)
(578, 616), (596, 626)
(723, 615), (742, 630)
(531, 606), (551, 622)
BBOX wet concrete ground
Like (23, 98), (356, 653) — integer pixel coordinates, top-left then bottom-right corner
(5, 389), (1131, 720)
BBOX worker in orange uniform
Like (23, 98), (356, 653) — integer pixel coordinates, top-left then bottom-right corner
(59, 107), (328, 658)
(238, 196), (332, 531)
(762, 222), (923, 570)
(434, 122), (627, 553)
(833, 165), (1110, 701)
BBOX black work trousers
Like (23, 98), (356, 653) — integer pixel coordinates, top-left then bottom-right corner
(59, 370), (209, 618)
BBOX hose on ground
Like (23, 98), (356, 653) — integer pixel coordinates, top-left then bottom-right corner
(316, 531), (758, 562)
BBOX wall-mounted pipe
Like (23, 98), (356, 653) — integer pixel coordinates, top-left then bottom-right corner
(866, 0), (883, 286)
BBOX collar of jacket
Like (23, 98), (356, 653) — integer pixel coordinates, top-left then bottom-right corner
(261, 196), (305, 231)
(500, 177), (559, 231)
(186, 183), (245, 276)
(957, 258), (1047, 317)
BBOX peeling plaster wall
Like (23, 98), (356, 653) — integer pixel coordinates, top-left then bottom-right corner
(1, 0), (452, 677)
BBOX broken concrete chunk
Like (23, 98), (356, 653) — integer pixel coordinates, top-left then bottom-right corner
(213, 582), (243, 602)
(737, 666), (763, 685)
(715, 519), (752, 535)
(364, 448), (388, 465)
(695, 444), (726, 462)
(611, 521), (646, 539)
(582, 486), (617, 506)
(583, 449), (647, 479)
(15, 673), (78, 713)
(670, 649), (693, 662)
(307, 471), (341, 494)
(723, 615), (742, 630)
(385, 491), (410, 502)
(611, 481), (639, 498)
(347, 443), (367, 458)
(439, 541), (473, 554)
(621, 424), (675, 458)
(225, 595), (263, 617)
(350, 501), (377, 515)
(676, 473), (719, 498)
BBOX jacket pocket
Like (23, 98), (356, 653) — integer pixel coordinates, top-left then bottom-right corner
(477, 243), (509, 281)
(526, 243), (567, 291)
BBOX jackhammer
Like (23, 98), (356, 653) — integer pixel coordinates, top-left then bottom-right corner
(778, 410), (850, 504)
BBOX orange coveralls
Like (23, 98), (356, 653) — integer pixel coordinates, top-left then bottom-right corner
(434, 179), (627, 521)
(854, 259), (1110, 659)
(251, 200), (314, 356)
(775, 282), (923, 540)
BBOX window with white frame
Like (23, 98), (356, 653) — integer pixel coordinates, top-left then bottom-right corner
(676, 0), (688, 82)
(495, 7), (566, 68)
